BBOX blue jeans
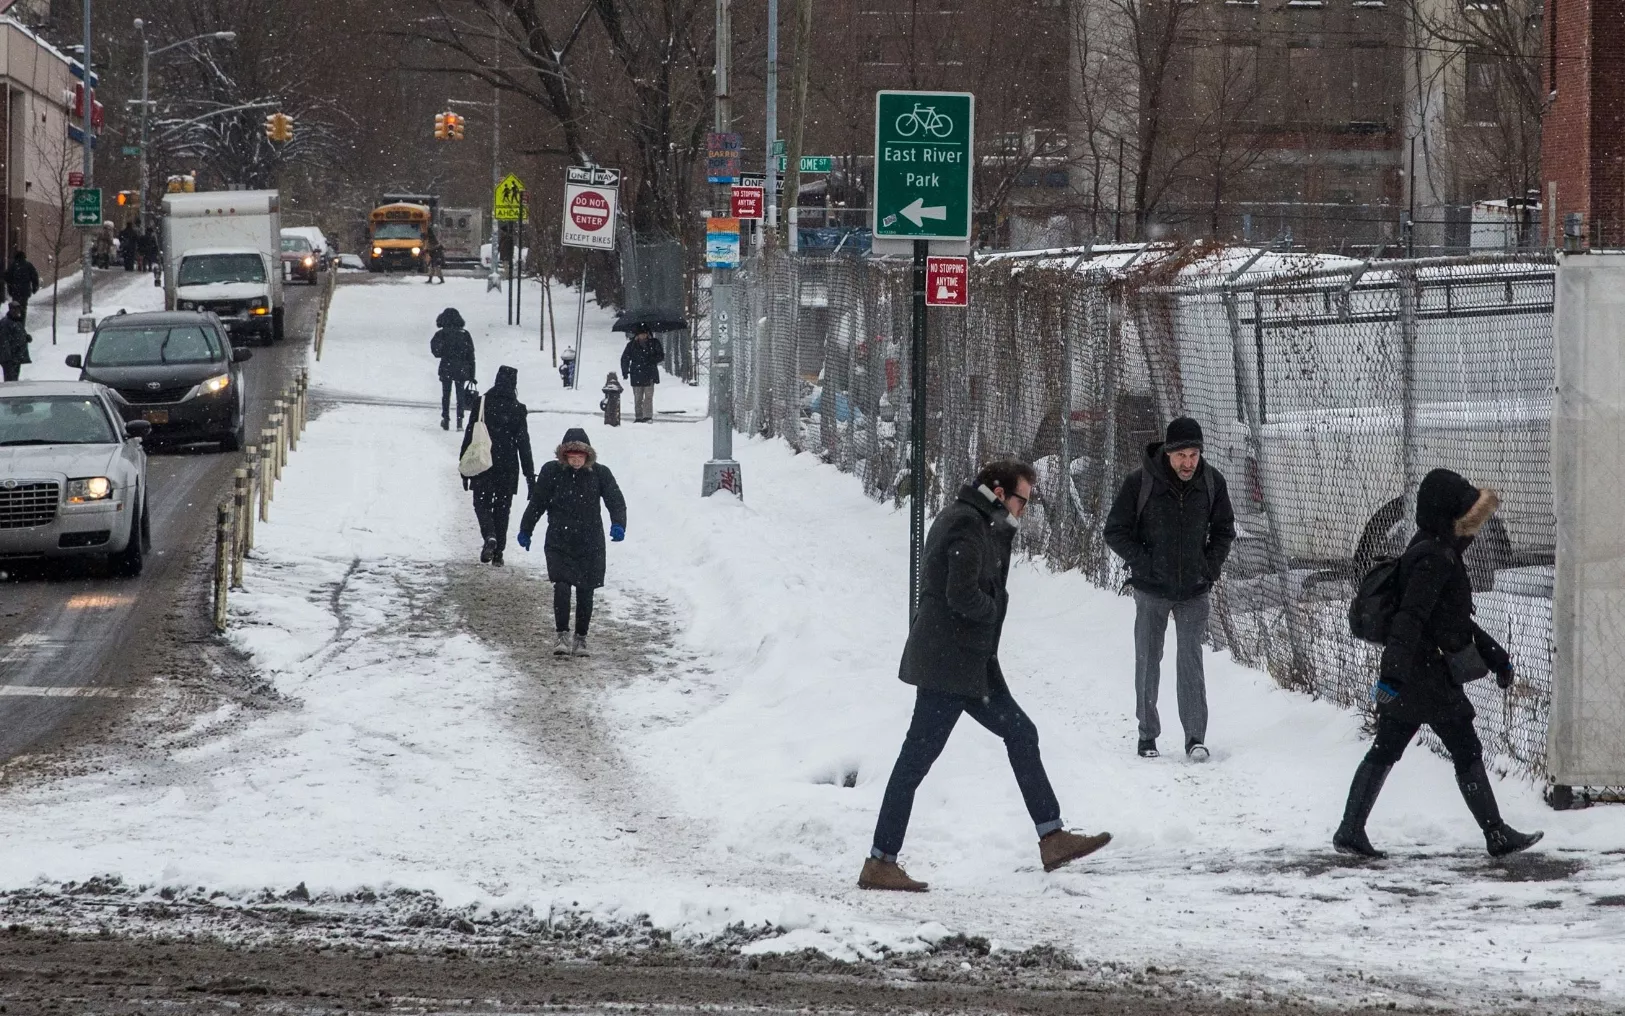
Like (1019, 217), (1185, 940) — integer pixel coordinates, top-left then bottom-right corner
(871, 680), (1062, 860)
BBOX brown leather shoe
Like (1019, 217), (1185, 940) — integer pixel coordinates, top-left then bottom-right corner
(858, 857), (928, 892)
(1040, 829), (1112, 872)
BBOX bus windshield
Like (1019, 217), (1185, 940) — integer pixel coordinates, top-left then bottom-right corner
(374, 223), (422, 241)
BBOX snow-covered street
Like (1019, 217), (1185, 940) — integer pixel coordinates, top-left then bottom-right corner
(3, 274), (1624, 1012)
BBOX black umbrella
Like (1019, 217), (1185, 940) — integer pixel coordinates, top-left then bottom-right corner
(612, 308), (689, 333)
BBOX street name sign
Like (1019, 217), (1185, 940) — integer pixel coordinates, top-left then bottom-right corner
(925, 255), (969, 307)
(72, 186), (101, 227)
(873, 90), (973, 240)
(493, 173), (526, 222)
(561, 167), (619, 250)
(776, 155), (833, 174)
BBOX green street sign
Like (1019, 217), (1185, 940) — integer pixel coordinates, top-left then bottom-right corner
(72, 187), (102, 227)
(772, 139), (786, 156)
(775, 155), (833, 174)
(873, 90), (974, 240)
(121, 145), (141, 156)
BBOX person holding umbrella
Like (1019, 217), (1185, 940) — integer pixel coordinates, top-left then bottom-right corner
(614, 309), (684, 424)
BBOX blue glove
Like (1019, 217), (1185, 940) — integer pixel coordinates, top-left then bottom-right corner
(1370, 681), (1399, 706)
(516, 531), (532, 551)
(610, 524), (625, 542)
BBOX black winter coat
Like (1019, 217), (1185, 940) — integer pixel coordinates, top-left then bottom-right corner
(0, 317), (29, 365)
(897, 485), (1015, 699)
(1103, 442), (1236, 602)
(620, 337), (665, 386)
(1378, 470), (1512, 726)
(4, 258), (39, 304)
(519, 448), (627, 589)
(461, 369), (534, 496)
(431, 327), (476, 382)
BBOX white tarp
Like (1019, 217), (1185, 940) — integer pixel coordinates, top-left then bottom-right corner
(1550, 253), (1625, 785)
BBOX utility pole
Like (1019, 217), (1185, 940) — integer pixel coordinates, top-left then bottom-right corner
(764, 0), (778, 244)
(488, 29), (502, 293)
(778, 0), (813, 246)
(702, 0), (741, 498)
(79, 0), (94, 321)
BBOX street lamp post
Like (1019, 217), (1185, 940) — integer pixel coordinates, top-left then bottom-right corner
(131, 21), (236, 232)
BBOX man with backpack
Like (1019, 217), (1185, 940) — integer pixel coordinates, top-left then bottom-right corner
(1103, 417), (1236, 762)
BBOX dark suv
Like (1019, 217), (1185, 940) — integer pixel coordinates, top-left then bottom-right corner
(67, 311), (252, 451)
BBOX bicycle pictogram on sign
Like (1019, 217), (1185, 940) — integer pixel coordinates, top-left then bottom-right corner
(894, 104), (955, 138)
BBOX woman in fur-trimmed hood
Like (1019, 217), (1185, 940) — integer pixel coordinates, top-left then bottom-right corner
(1333, 468), (1542, 860)
(517, 427), (627, 655)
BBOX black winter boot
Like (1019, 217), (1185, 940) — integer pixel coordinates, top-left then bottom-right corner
(440, 416), (450, 431)
(480, 538), (496, 564)
(1332, 759), (1392, 858)
(1457, 760), (1544, 857)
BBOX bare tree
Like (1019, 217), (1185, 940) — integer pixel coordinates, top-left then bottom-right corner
(28, 107), (78, 345)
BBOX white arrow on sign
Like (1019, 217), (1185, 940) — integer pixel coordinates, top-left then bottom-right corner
(900, 198), (948, 227)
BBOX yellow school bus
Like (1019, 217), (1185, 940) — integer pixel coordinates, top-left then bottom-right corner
(367, 202), (431, 272)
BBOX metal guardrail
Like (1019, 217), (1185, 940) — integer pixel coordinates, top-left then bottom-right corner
(313, 265), (339, 361)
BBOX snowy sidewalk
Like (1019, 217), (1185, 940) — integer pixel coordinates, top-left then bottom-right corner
(0, 274), (1622, 1012)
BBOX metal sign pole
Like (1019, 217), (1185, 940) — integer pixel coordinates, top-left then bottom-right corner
(910, 239), (927, 623)
(573, 253), (587, 389)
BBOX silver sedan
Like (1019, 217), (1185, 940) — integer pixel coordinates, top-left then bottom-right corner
(0, 381), (152, 576)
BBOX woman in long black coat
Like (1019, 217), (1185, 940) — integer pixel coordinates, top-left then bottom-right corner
(517, 427), (627, 656)
(431, 307), (476, 430)
(460, 365), (534, 566)
(1334, 467), (1542, 859)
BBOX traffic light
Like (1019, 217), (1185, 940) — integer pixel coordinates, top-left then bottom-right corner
(434, 112), (448, 140)
(449, 112), (464, 141)
(263, 112), (293, 143)
(114, 190), (139, 210)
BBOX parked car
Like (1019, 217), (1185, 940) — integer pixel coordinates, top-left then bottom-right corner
(280, 234), (320, 284)
(66, 310), (252, 452)
(0, 380), (151, 576)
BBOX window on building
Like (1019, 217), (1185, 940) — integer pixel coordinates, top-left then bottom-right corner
(1286, 45), (1331, 122)
(1464, 51), (1501, 124)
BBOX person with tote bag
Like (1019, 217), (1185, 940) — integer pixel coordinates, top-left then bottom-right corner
(459, 365), (534, 565)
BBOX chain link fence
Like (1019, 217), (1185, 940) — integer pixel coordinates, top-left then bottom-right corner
(728, 245), (1571, 785)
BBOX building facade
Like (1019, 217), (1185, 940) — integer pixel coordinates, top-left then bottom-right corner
(0, 15), (82, 270)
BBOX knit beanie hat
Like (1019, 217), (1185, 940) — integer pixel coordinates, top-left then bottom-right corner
(1164, 416), (1203, 453)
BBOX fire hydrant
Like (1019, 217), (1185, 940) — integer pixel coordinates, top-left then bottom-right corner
(558, 346), (577, 388)
(600, 373), (624, 427)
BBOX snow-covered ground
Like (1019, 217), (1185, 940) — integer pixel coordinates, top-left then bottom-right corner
(3, 273), (1624, 1010)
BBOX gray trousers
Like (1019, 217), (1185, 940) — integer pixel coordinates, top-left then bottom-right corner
(1132, 588), (1210, 744)
(633, 385), (654, 420)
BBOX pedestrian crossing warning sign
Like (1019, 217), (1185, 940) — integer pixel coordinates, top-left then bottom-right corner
(493, 173), (526, 222)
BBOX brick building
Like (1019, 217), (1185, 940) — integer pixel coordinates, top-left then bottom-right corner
(1542, 0), (1625, 248)
(0, 12), (84, 269)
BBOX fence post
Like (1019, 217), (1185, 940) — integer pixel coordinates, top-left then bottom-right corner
(1397, 266), (1420, 513)
(243, 446), (259, 548)
(214, 502), (232, 632)
(231, 468), (248, 589)
(262, 427), (278, 505)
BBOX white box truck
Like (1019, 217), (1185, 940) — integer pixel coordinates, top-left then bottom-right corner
(161, 190), (285, 344)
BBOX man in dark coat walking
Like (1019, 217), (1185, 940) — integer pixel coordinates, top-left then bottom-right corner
(431, 307), (476, 430)
(0, 302), (30, 381)
(860, 460), (1112, 892)
(460, 365), (534, 565)
(517, 427), (627, 657)
(119, 222), (140, 271)
(619, 329), (665, 423)
(1103, 416), (1236, 762)
(4, 251), (39, 325)
(1334, 467), (1543, 859)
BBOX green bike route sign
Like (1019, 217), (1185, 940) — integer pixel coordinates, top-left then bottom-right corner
(872, 90), (973, 241)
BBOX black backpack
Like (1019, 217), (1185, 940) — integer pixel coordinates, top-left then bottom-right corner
(1348, 539), (1456, 644)
(1348, 557), (1404, 644)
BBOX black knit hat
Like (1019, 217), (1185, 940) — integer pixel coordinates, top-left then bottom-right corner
(1415, 468), (1482, 538)
(1164, 416), (1203, 453)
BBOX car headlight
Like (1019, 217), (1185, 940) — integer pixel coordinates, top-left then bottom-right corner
(248, 297), (268, 309)
(200, 373), (230, 394)
(177, 300), (193, 310)
(372, 246), (383, 257)
(411, 246), (422, 256)
(66, 476), (112, 503)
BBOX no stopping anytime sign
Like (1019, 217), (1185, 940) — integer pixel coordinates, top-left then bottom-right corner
(561, 170), (620, 250)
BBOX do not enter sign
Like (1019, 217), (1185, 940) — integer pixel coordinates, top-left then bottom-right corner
(570, 190), (610, 231)
(561, 178), (619, 251)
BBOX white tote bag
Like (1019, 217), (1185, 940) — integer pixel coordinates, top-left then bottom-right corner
(458, 397), (493, 477)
